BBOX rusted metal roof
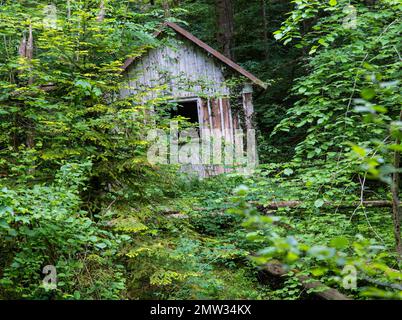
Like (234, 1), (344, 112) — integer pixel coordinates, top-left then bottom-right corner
(122, 21), (267, 90)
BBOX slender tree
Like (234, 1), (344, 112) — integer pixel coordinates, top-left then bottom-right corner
(391, 109), (402, 261)
(215, 0), (234, 59)
(260, 0), (269, 59)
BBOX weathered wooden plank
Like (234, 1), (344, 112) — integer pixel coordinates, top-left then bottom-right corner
(207, 98), (213, 130)
(263, 261), (352, 300)
(243, 92), (254, 131)
(201, 99), (210, 128)
(211, 98), (221, 129)
(221, 99), (232, 141)
(232, 110), (240, 130)
(122, 39), (230, 100)
(255, 200), (397, 210)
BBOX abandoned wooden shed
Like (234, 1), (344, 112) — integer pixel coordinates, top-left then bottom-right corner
(120, 22), (267, 176)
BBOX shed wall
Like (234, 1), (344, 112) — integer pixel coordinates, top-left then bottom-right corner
(120, 37), (230, 100)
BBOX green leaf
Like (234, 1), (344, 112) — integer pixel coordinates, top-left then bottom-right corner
(318, 38), (329, 47)
(311, 267), (327, 277)
(0, 219), (9, 229)
(246, 232), (264, 242)
(330, 236), (349, 249)
(309, 45), (318, 55)
(361, 88), (376, 100)
(351, 145), (367, 157)
(388, 144), (402, 152)
(75, 80), (92, 89)
(73, 291), (81, 300)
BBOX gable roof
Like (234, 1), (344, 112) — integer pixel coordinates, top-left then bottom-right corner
(122, 21), (267, 90)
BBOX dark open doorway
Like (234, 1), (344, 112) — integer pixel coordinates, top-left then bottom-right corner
(170, 100), (199, 124)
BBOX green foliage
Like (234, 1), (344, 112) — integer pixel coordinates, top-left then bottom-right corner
(272, 0), (401, 164)
(0, 0), (401, 301)
(0, 0), (166, 189)
(108, 175), (270, 300)
(227, 177), (402, 299)
(0, 161), (128, 299)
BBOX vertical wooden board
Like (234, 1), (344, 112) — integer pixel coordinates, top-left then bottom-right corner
(221, 99), (233, 142)
(208, 98), (221, 169)
(232, 111), (238, 129)
(219, 98), (228, 167)
(219, 98), (232, 171)
(211, 98), (222, 129)
(232, 108), (242, 167)
(222, 99), (230, 129)
(221, 98), (233, 170)
(199, 99), (210, 169)
(243, 92), (254, 130)
(197, 98), (204, 128)
(201, 99), (210, 128)
(180, 45), (189, 96)
(242, 91), (258, 167)
(219, 98), (225, 131)
(227, 101), (234, 142)
(193, 48), (201, 94)
(211, 59), (219, 95)
(207, 99), (213, 129)
(123, 38), (230, 100)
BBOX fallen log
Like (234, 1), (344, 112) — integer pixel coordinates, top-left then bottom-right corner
(256, 200), (395, 210)
(263, 261), (352, 300)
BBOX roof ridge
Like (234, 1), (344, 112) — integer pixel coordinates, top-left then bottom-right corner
(122, 21), (267, 89)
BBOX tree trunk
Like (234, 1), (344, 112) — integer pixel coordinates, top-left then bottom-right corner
(215, 0), (235, 60)
(67, 0), (71, 19)
(27, 24), (35, 148)
(162, 0), (171, 17)
(18, 32), (27, 58)
(171, 0), (181, 7)
(391, 109), (402, 261)
(97, 1), (105, 22)
(26, 24), (33, 82)
(18, 24), (35, 148)
(260, 0), (269, 59)
(365, 0), (377, 6)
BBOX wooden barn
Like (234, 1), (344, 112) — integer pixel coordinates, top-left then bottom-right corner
(120, 22), (267, 177)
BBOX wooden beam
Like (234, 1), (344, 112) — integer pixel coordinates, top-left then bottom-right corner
(255, 200), (395, 210)
(263, 261), (352, 300)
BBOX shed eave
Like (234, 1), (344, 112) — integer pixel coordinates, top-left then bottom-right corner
(121, 21), (267, 90)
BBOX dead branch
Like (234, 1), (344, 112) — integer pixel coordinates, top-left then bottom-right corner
(263, 261), (352, 300)
(255, 200), (396, 210)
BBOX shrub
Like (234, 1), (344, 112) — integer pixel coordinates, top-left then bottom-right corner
(0, 161), (128, 299)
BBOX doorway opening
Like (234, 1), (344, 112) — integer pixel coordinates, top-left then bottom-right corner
(170, 100), (199, 124)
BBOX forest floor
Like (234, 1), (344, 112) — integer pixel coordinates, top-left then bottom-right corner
(111, 171), (396, 300)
